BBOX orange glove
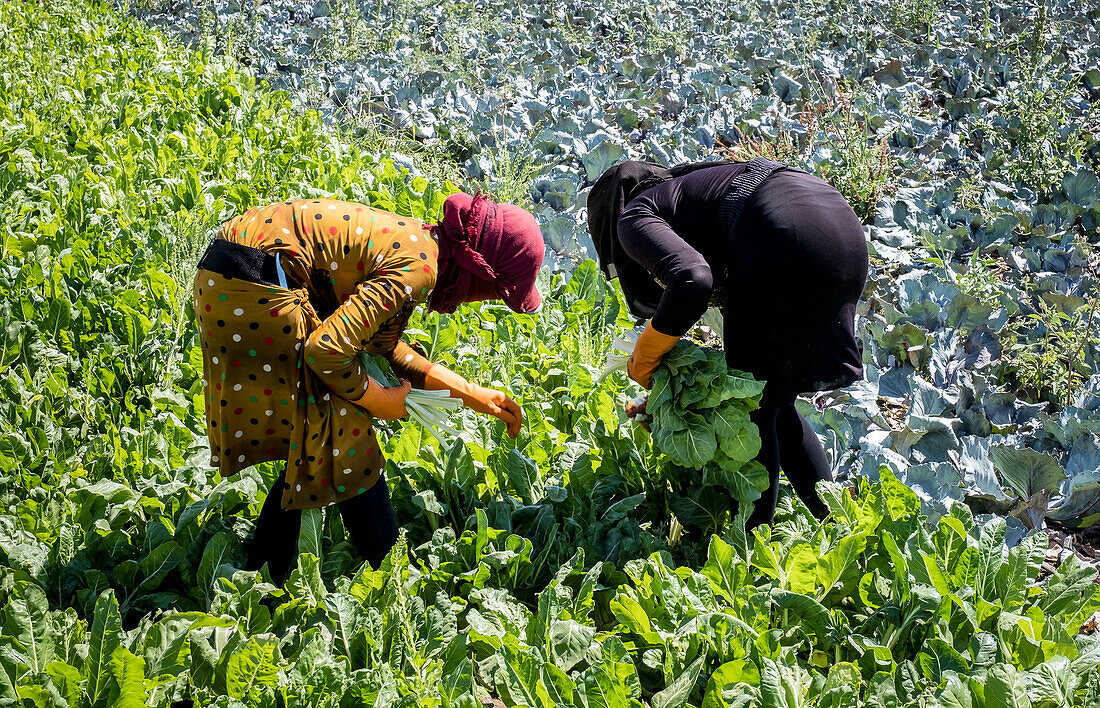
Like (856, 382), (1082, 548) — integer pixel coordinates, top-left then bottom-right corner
(425, 364), (523, 438)
(628, 322), (681, 389)
(352, 377), (411, 420)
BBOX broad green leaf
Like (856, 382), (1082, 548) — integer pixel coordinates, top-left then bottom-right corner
(989, 446), (1066, 500)
(75, 480), (136, 529)
(672, 486), (729, 532)
(188, 625), (239, 692)
(769, 589), (837, 647)
(1039, 553), (1097, 618)
(868, 671), (899, 708)
(723, 370), (766, 400)
(717, 422), (762, 465)
(664, 413), (718, 468)
(287, 553), (326, 605)
(1022, 658), (1075, 706)
(881, 532), (911, 602)
(86, 589), (122, 705)
(818, 662), (861, 708)
(549, 619), (595, 672)
(580, 655), (643, 708)
(880, 468), (921, 521)
(575, 560), (603, 621)
(970, 632), (1000, 674)
(975, 518), (1006, 602)
(1071, 633), (1100, 677)
(818, 481), (863, 527)
(441, 635), (475, 706)
(704, 659), (761, 708)
(936, 672), (974, 708)
(44, 661), (82, 707)
(541, 661), (577, 706)
(283, 629), (334, 689)
(198, 531), (234, 605)
(706, 459), (770, 504)
(606, 493), (647, 522)
(996, 533), (1045, 610)
(931, 517), (978, 593)
(3, 582), (54, 673)
(649, 369), (674, 411)
(710, 404), (752, 447)
(851, 637), (894, 682)
(141, 612), (233, 680)
(784, 545), (820, 596)
(564, 260), (604, 304)
(108, 647), (150, 708)
(1063, 168), (1099, 206)
(858, 570), (890, 609)
(224, 635), (279, 700)
(443, 438), (478, 490)
(611, 594), (652, 635)
(297, 508), (324, 559)
(651, 653), (706, 708)
(985, 664), (1032, 708)
(502, 449), (541, 505)
(703, 534), (743, 602)
(916, 639), (969, 683)
(325, 593), (368, 665)
(921, 552), (954, 597)
(662, 341), (709, 371)
(727, 502), (755, 564)
(817, 531), (870, 600)
(495, 640), (556, 708)
(0, 627), (40, 696)
(759, 657), (811, 708)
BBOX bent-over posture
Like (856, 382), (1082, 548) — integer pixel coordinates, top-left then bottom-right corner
(195, 193), (543, 581)
(588, 158), (868, 527)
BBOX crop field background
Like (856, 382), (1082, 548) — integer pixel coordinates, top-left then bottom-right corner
(0, 0), (1099, 705)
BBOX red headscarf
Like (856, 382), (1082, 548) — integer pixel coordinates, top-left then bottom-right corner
(427, 192), (544, 314)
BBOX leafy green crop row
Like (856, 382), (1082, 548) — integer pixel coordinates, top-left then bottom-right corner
(2, 1), (1099, 707)
(133, 0), (1100, 536)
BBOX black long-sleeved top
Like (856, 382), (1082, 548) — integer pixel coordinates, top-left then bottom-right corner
(617, 163), (749, 336)
(615, 163), (869, 395)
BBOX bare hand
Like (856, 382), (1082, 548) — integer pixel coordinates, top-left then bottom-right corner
(624, 395), (651, 432)
(477, 387), (523, 438)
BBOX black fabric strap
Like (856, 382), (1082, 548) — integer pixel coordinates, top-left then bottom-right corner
(197, 238), (282, 287)
(718, 157), (788, 240)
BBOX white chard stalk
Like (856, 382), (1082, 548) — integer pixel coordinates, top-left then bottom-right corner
(598, 337), (637, 382)
(405, 388), (464, 445)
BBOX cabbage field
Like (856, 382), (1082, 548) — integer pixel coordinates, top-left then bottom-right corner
(2, 0), (1100, 705)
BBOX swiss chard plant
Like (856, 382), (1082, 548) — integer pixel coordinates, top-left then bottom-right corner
(648, 342), (770, 509)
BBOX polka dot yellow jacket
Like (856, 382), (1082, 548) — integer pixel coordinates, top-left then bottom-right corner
(194, 198), (438, 509)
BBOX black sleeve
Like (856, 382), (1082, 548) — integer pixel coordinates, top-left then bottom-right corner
(617, 190), (713, 337)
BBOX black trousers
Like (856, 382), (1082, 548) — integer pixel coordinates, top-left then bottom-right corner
(743, 385), (833, 530)
(244, 470), (399, 583)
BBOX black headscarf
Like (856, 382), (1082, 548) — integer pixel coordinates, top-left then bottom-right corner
(586, 159), (733, 319)
(587, 161), (671, 319)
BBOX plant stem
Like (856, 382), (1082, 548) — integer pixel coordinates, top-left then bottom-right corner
(1063, 296), (1098, 406)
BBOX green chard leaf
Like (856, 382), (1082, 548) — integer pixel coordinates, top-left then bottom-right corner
(3, 582), (55, 674)
(86, 589), (122, 706)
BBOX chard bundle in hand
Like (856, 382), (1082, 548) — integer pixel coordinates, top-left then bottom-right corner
(623, 340), (772, 504)
(403, 388), (464, 445)
(359, 352), (463, 444)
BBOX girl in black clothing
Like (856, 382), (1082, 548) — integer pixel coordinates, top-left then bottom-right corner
(587, 158), (868, 527)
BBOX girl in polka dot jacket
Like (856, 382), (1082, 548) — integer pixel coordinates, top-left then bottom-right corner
(193, 193), (544, 583)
